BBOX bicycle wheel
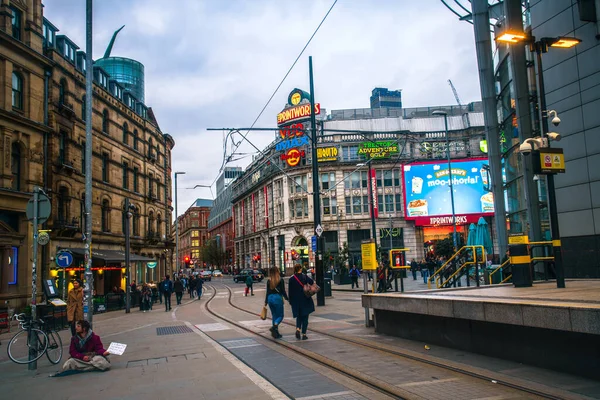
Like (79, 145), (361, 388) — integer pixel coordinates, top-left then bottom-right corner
(7, 329), (48, 364)
(45, 330), (63, 365)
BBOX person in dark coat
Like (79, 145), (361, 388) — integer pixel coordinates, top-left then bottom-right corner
(159, 275), (173, 311)
(174, 278), (184, 305)
(188, 276), (196, 299)
(288, 263), (315, 340)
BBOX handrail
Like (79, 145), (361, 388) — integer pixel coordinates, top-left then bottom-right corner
(427, 246), (469, 289)
(500, 274), (512, 284)
(438, 260), (475, 288)
(489, 258), (510, 284)
(427, 245), (485, 289)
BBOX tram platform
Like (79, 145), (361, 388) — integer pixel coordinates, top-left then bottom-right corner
(362, 279), (600, 379)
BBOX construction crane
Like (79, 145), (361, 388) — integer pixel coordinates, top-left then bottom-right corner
(448, 79), (470, 127)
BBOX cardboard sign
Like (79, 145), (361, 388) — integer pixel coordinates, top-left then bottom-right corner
(107, 342), (127, 355)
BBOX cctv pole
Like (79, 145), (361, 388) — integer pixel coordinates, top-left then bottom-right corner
(125, 198), (131, 313)
(83, 0), (94, 326)
(309, 56), (325, 307)
(534, 46), (566, 289)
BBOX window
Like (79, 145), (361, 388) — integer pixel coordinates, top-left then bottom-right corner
(122, 123), (128, 144)
(133, 130), (138, 150)
(133, 167), (139, 192)
(43, 21), (55, 47)
(274, 180), (283, 198)
(101, 200), (110, 232)
(377, 194), (396, 213)
(133, 207), (140, 236)
(289, 175), (308, 194)
(81, 141), (86, 174)
(323, 197), (337, 215)
(58, 131), (66, 164)
(59, 79), (67, 105)
(156, 180), (160, 200)
(102, 152), (109, 182)
(12, 72), (23, 110)
(148, 173), (153, 196)
(345, 195), (369, 215)
(10, 6), (21, 40)
(191, 250), (200, 259)
(57, 186), (69, 223)
(341, 145), (359, 161)
(148, 211), (154, 234)
(122, 162), (129, 189)
(102, 109), (109, 133)
(148, 138), (154, 158)
(8, 246), (18, 285)
(81, 95), (86, 120)
(157, 214), (162, 236)
(192, 240), (199, 247)
(64, 42), (75, 62)
(344, 171), (368, 189)
(192, 221), (199, 228)
(320, 172), (335, 192)
(192, 230), (199, 238)
(11, 142), (21, 191)
(289, 198), (308, 218)
(276, 202), (284, 222)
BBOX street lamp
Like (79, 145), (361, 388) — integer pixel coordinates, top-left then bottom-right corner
(186, 184), (214, 199)
(432, 110), (458, 251)
(174, 171), (186, 275)
(496, 32), (581, 289)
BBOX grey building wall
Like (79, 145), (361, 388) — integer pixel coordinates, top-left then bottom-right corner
(531, 0), (600, 276)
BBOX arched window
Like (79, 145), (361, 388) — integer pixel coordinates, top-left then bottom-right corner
(81, 95), (86, 120)
(157, 213), (162, 237)
(102, 109), (109, 133)
(133, 130), (138, 150)
(148, 211), (155, 235)
(57, 186), (69, 223)
(122, 123), (128, 144)
(12, 72), (23, 109)
(101, 199), (110, 232)
(11, 142), (21, 190)
(59, 78), (67, 105)
(133, 206), (140, 236)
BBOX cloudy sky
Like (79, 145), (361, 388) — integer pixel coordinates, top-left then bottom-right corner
(43, 0), (481, 215)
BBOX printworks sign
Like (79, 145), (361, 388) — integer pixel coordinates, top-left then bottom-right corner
(358, 141), (399, 159)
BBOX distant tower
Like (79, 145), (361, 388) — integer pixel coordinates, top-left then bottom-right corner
(216, 167), (243, 197)
(370, 87), (402, 109)
(95, 26), (145, 102)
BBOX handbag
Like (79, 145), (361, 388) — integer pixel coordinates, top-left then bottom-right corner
(260, 305), (268, 320)
(293, 274), (320, 298)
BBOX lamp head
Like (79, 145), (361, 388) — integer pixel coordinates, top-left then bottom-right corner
(546, 132), (561, 141)
(432, 110), (448, 116)
(495, 30), (528, 44)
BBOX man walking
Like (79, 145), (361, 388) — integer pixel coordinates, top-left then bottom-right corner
(349, 265), (360, 289)
(160, 275), (173, 311)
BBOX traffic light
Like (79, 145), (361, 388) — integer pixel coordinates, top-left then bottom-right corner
(183, 256), (190, 266)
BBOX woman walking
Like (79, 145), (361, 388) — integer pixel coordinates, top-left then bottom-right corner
(67, 279), (83, 336)
(288, 263), (315, 340)
(265, 267), (288, 339)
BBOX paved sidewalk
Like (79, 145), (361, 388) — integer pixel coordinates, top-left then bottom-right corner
(0, 297), (284, 400)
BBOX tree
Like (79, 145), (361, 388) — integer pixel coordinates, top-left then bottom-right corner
(201, 239), (226, 268)
(434, 234), (465, 259)
(336, 242), (350, 276)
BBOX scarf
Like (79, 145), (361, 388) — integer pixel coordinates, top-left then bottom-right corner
(76, 329), (93, 352)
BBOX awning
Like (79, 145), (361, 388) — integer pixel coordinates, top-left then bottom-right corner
(65, 248), (155, 263)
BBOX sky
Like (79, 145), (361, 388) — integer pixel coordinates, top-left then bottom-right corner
(43, 0), (482, 216)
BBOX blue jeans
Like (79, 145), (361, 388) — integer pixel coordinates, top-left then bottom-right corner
(422, 269), (429, 284)
(267, 294), (284, 325)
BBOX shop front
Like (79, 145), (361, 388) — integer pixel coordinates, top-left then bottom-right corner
(403, 158), (495, 259)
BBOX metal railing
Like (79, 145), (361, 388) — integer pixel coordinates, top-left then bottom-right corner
(489, 258), (510, 284)
(427, 245), (485, 289)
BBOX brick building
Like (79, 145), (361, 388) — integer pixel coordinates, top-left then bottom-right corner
(0, 0), (174, 309)
(178, 199), (212, 271)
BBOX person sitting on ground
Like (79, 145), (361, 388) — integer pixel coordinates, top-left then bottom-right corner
(62, 320), (111, 372)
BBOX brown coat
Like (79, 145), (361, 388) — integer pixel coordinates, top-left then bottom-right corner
(67, 287), (83, 322)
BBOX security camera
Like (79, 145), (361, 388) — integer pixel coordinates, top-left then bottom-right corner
(546, 132), (561, 141)
(552, 116), (561, 126)
(519, 142), (533, 155)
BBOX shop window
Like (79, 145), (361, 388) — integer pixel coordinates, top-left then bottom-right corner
(101, 200), (110, 232)
(10, 6), (21, 40)
(12, 72), (23, 110)
(11, 142), (21, 191)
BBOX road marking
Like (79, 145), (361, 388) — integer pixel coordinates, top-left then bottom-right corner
(184, 321), (289, 400)
(221, 338), (261, 349)
(195, 323), (231, 332)
(296, 391), (354, 400)
(239, 320), (273, 328)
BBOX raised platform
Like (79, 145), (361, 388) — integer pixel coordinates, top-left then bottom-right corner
(362, 280), (600, 379)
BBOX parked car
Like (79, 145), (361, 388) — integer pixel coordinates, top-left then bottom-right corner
(213, 270), (223, 277)
(233, 269), (263, 283)
(199, 270), (212, 281)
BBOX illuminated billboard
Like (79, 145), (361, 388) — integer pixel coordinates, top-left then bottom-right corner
(402, 158), (494, 226)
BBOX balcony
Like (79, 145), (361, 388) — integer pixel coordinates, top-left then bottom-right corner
(53, 217), (80, 236)
(55, 158), (76, 174)
(57, 101), (75, 119)
(146, 192), (158, 202)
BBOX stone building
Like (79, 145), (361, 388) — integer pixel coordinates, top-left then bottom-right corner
(178, 199), (213, 271)
(0, 0), (174, 309)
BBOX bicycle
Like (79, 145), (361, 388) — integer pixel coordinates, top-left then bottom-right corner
(7, 313), (63, 365)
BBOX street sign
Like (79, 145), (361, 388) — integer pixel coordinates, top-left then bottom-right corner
(315, 224), (323, 237)
(26, 193), (51, 225)
(55, 250), (73, 268)
(37, 231), (50, 245)
(311, 236), (317, 252)
(361, 240), (377, 270)
(147, 261), (157, 269)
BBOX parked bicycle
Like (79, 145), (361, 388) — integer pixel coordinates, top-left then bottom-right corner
(7, 313), (63, 365)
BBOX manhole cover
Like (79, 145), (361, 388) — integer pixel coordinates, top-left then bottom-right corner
(156, 325), (193, 336)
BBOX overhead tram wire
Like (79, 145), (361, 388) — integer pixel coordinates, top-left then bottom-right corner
(209, 0), (339, 184)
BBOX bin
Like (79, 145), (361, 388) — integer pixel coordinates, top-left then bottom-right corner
(509, 244), (532, 287)
(324, 278), (332, 297)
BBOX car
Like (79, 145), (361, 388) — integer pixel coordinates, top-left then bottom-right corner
(199, 270), (212, 281)
(234, 269), (263, 283)
(213, 270), (223, 277)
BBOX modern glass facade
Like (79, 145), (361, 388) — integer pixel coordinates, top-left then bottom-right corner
(96, 57), (145, 103)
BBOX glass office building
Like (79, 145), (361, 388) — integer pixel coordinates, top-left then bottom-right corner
(96, 57), (145, 103)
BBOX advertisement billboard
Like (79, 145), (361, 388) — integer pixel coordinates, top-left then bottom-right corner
(402, 158), (494, 226)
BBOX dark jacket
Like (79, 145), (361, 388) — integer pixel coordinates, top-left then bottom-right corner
(265, 278), (288, 304)
(160, 279), (173, 294)
(173, 280), (184, 293)
(245, 275), (253, 286)
(188, 277), (196, 290)
(288, 273), (315, 318)
(349, 268), (360, 278)
(69, 332), (107, 361)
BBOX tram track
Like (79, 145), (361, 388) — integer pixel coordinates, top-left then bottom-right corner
(209, 282), (577, 400)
